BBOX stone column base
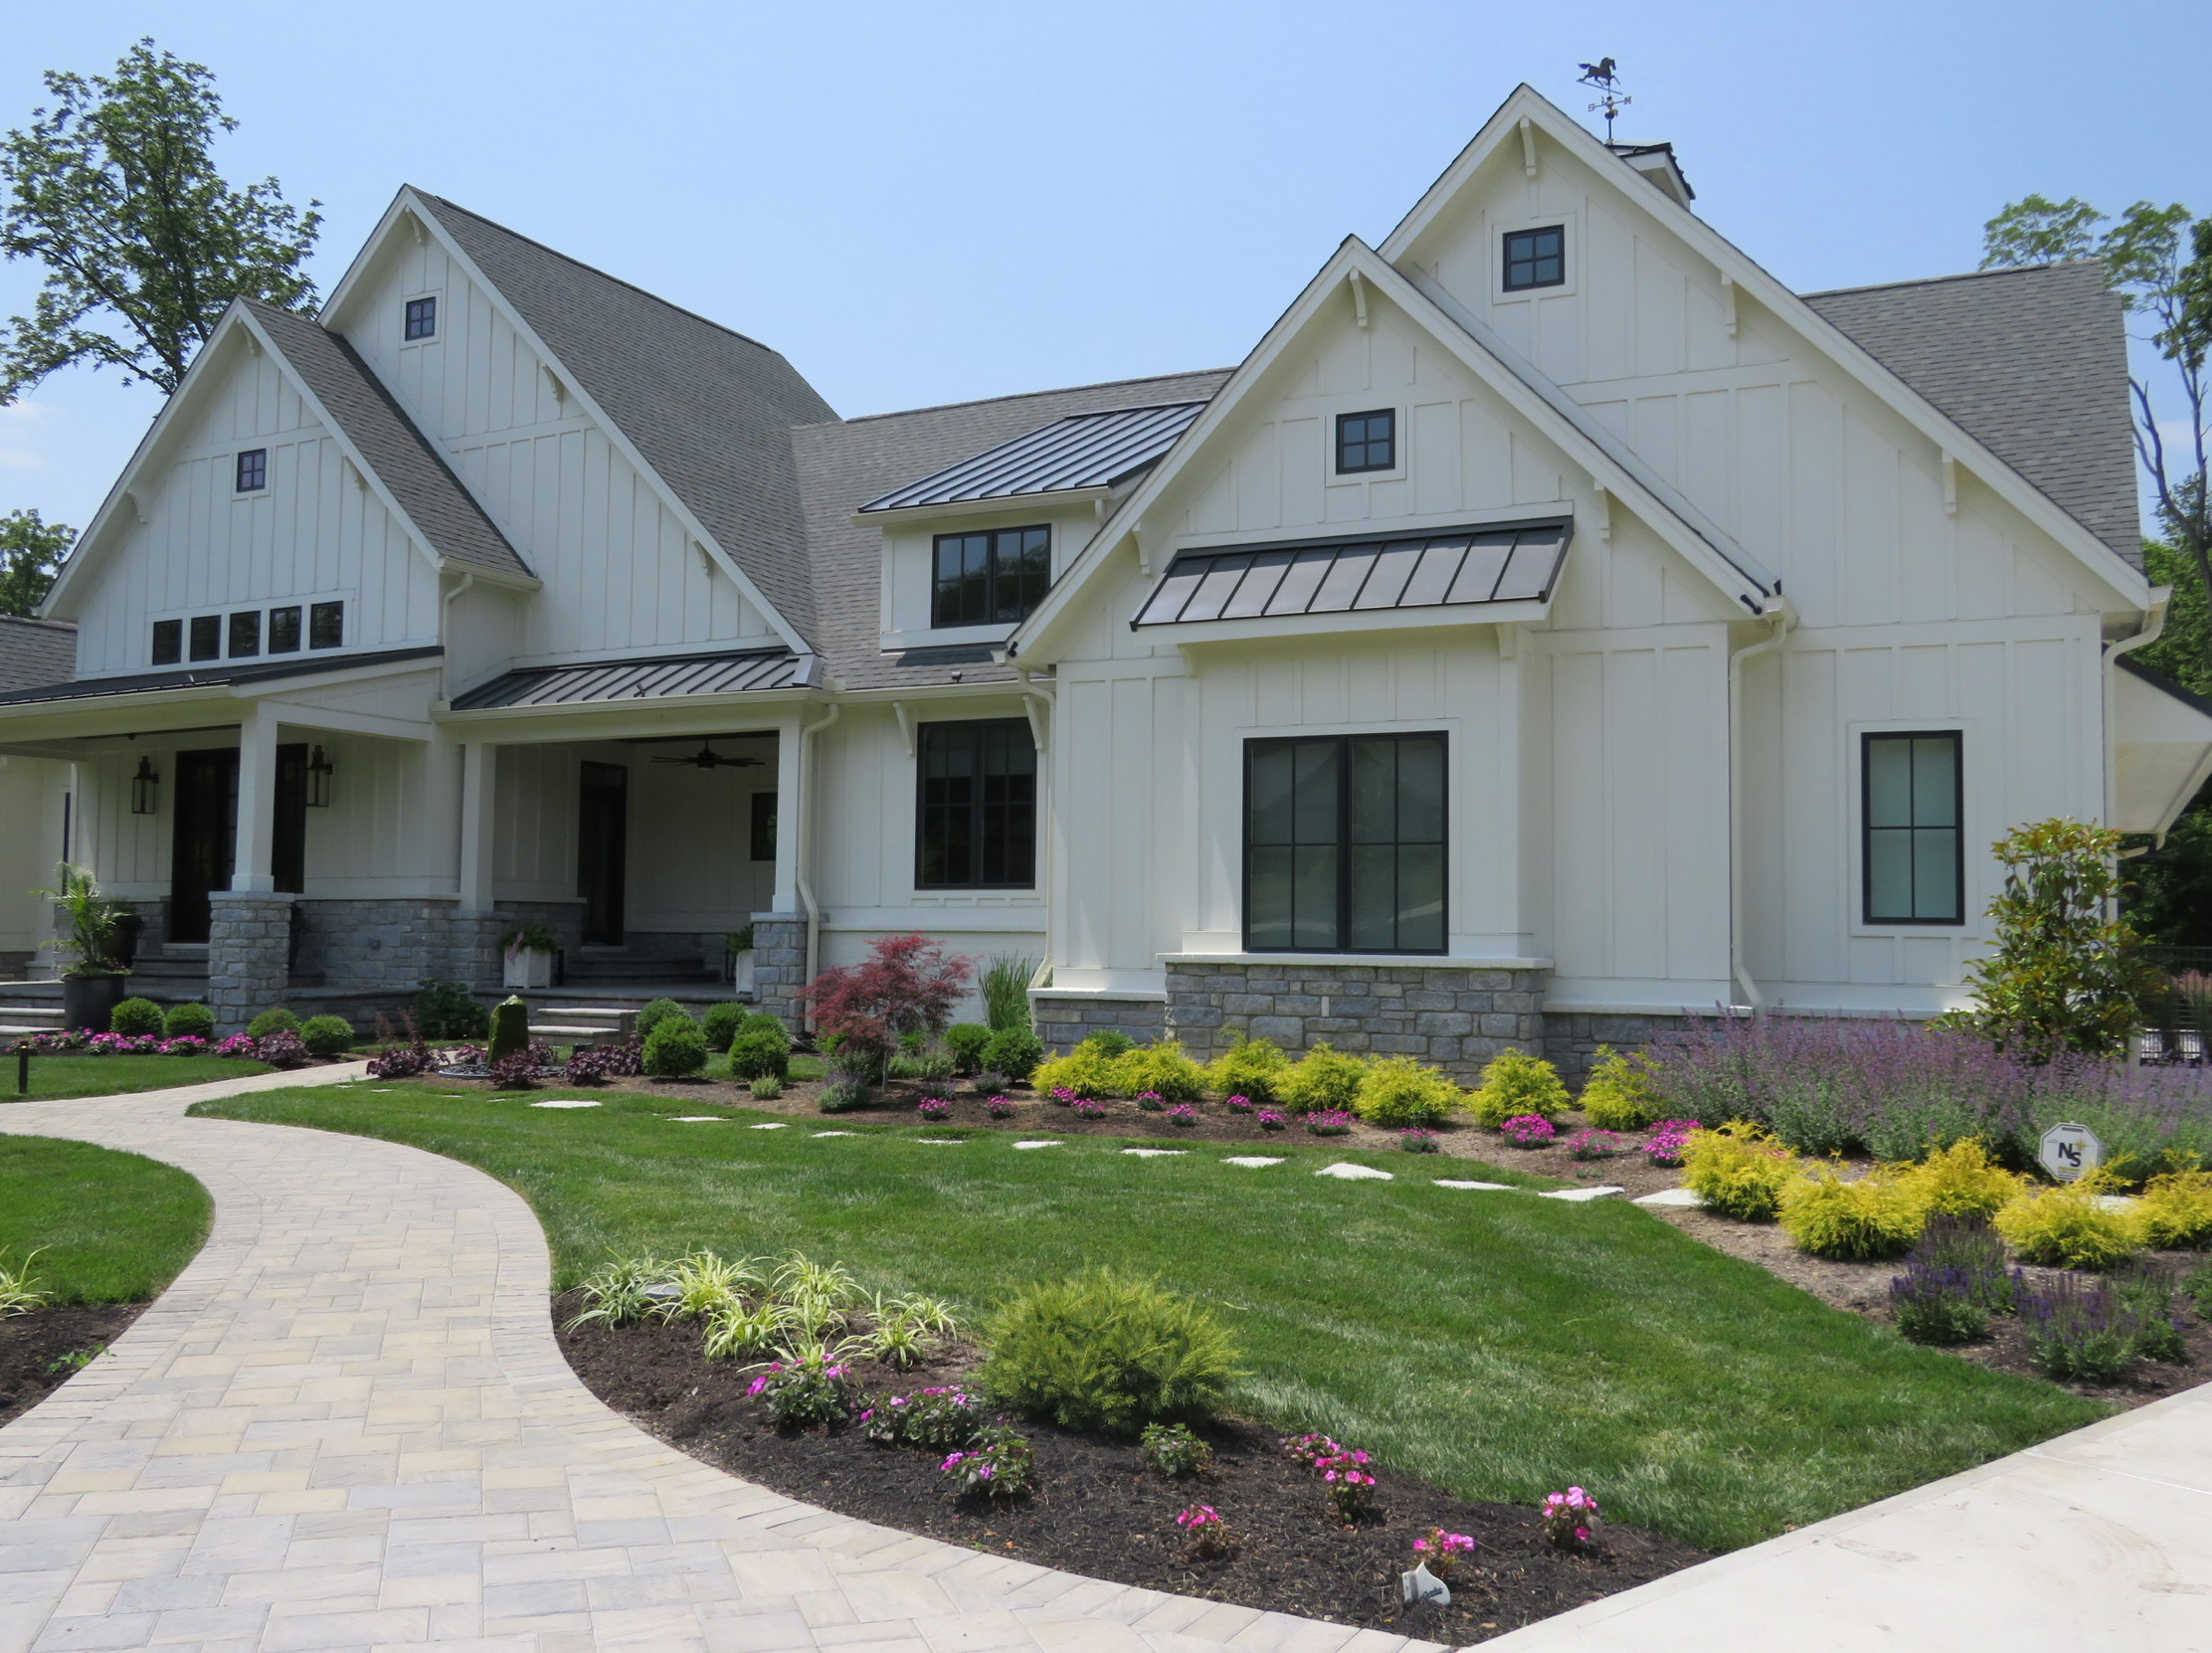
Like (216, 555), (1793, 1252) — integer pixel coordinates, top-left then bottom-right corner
(749, 913), (808, 1033)
(209, 891), (297, 1034)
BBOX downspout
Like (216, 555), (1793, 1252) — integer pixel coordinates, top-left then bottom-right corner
(794, 700), (840, 1032)
(1018, 667), (1056, 997)
(439, 572), (472, 700)
(1728, 594), (1796, 1011)
(2106, 588), (2169, 853)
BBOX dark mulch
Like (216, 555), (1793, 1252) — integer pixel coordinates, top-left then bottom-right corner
(0, 1303), (139, 1427)
(554, 1291), (1705, 1643)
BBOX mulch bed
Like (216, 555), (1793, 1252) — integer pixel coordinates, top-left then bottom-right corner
(0, 1303), (139, 1428)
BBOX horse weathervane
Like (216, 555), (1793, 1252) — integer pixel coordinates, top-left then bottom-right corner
(1576, 57), (1630, 142)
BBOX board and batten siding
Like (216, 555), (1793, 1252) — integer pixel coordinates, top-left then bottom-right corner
(341, 241), (782, 662)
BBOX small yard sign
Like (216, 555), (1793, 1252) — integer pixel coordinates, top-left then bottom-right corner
(2037, 1122), (2103, 1183)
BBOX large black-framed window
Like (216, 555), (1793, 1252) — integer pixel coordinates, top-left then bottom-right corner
(1862, 731), (1963, 925)
(1336, 410), (1395, 473)
(916, 718), (1035, 889)
(1244, 733), (1446, 954)
(1502, 225), (1566, 291)
(932, 525), (1050, 628)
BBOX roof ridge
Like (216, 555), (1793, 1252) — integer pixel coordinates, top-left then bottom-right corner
(1801, 259), (2107, 301)
(412, 191), (784, 357)
(822, 368), (1233, 428)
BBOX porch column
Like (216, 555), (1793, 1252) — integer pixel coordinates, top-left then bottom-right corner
(459, 741), (497, 917)
(771, 714), (802, 913)
(230, 703), (280, 892)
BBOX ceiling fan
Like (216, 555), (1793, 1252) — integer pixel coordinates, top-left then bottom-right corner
(651, 742), (764, 770)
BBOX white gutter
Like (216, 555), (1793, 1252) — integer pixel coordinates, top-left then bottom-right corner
(2105, 587), (2170, 840)
(794, 700), (841, 1031)
(1728, 594), (1796, 1011)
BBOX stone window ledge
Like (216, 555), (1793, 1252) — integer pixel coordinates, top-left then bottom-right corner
(1162, 952), (1555, 971)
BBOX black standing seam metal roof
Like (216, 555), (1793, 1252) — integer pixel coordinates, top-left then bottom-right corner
(449, 648), (803, 711)
(1134, 522), (1571, 628)
(859, 402), (1208, 513)
(0, 645), (445, 708)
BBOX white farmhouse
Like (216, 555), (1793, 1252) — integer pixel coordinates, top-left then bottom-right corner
(3, 85), (2207, 1067)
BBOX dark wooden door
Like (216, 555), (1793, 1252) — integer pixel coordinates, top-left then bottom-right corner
(274, 743), (307, 895)
(577, 761), (629, 945)
(170, 749), (239, 943)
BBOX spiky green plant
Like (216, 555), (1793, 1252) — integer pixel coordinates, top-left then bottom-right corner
(562, 1253), (670, 1331)
(702, 1299), (792, 1361)
(0, 1248), (50, 1317)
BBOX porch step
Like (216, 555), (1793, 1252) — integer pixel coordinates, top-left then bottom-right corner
(0, 1003), (65, 1035)
(524, 1003), (638, 1045)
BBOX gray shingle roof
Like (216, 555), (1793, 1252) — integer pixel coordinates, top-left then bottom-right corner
(415, 193), (838, 641)
(248, 302), (530, 580)
(860, 402), (1207, 513)
(792, 369), (1234, 691)
(1803, 260), (2140, 566)
(450, 647), (804, 710)
(0, 617), (76, 693)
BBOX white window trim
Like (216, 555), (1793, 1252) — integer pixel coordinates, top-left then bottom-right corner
(401, 287), (445, 347)
(1494, 210), (1579, 302)
(1326, 401), (1407, 485)
(1847, 715), (1975, 939)
(231, 447), (272, 501)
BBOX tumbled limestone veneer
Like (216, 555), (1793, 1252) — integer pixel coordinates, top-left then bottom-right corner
(1030, 991), (1169, 1054)
(749, 912), (810, 1033)
(207, 890), (297, 1034)
(1542, 1010), (1702, 1082)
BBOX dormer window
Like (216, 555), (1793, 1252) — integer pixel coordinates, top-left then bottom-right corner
(1503, 226), (1566, 292)
(406, 296), (437, 340)
(1336, 410), (1396, 474)
(932, 525), (1049, 628)
(236, 449), (267, 492)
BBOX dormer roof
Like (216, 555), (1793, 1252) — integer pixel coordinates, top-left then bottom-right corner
(859, 401), (1208, 514)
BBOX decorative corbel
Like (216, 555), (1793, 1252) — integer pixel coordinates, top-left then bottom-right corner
(1519, 117), (1539, 179)
(1133, 526), (1151, 579)
(342, 457), (368, 493)
(122, 491), (148, 526)
(544, 365), (566, 404)
(1720, 275), (1738, 338)
(1349, 269), (1370, 330)
(1941, 452), (1958, 515)
(696, 541), (715, 578)
(1592, 485), (1612, 543)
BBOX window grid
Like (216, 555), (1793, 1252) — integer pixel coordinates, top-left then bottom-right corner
(227, 612), (261, 658)
(1336, 410), (1396, 473)
(155, 601), (345, 664)
(1244, 732), (1447, 954)
(1502, 226), (1566, 292)
(405, 296), (438, 340)
(1862, 731), (1964, 925)
(931, 525), (1050, 629)
(916, 719), (1036, 889)
(235, 450), (267, 492)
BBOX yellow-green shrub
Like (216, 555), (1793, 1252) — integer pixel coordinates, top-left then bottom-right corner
(1577, 1045), (1660, 1131)
(1030, 1045), (1122, 1099)
(1205, 1034), (1291, 1105)
(1354, 1056), (1462, 1127)
(1680, 1123), (1796, 1222)
(1892, 1139), (2027, 1221)
(2133, 1166), (2212, 1250)
(1465, 1049), (1570, 1129)
(1778, 1167), (1925, 1259)
(1993, 1175), (2140, 1270)
(1276, 1043), (1368, 1112)
(1110, 1039), (1208, 1104)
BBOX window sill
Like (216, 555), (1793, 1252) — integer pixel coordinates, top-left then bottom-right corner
(1161, 951), (1554, 971)
(880, 623), (1017, 652)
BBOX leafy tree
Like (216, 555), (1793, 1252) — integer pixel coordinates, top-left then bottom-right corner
(1979, 194), (2107, 268)
(799, 932), (975, 1076)
(0, 507), (72, 615)
(0, 39), (320, 402)
(1934, 820), (2157, 1060)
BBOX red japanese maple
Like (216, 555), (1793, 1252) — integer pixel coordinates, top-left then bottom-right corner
(799, 932), (975, 1070)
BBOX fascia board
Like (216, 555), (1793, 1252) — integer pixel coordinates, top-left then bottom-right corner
(317, 189), (426, 332)
(1382, 91), (2148, 610)
(392, 190), (815, 655)
(236, 656), (446, 699)
(851, 486), (1111, 528)
(0, 685), (237, 742)
(1139, 598), (1553, 648)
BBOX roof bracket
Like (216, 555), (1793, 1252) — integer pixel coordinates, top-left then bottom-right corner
(1720, 275), (1738, 337)
(544, 365), (566, 404)
(1133, 526), (1151, 579)
(697, 541), (715, 578)
(343, 458), (368, 493)
(1592, 485), (1612, 542)
(1519, 117), (1539, 179)
(121, 490), (147, 526)
(892, 700), (915, 758)
(1941, 451), (1958, 515)
(1349, 270), (1370, 330)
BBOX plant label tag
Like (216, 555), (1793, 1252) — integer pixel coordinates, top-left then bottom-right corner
(2038, 1122), (2103, 1184)
(1400, 1562), (1450, 1605)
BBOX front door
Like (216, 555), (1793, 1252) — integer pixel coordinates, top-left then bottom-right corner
(578, 761), (629, 945)
(169, 749), (239, 943)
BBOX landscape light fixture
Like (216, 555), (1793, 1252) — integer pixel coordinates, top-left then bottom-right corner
(130, 755), (160, 816)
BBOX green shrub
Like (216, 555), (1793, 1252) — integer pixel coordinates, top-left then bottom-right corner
(2134, 1166), (2212, 1249)
(1205, 1034), (1290, 1105)
(1893, 1139), (2027, 1221)
(1578, 1045), (1660, 1131)
(726, 1024), (791, 1082)
(1031, 1045), (1122, 1099)
(1994, 1177), (2140, 1270)
(1111, 1039), (1207, 1104)
(700, 1002), (747, 1052)
(636, 998), (690, 1041)
(818, 1079), (868, 1113)
(979, 1268), (1241, 1435)
(1465, 1048), (1570, 1128)
(642, 1017), (709, 1078)
(2113, 1265), (2188, 1362)
(1081, 1029), (1135, 1059)
(944, 1023), (993, 1074)
(1778, 1168), (1924, 1260)
(161, 1002), (215, 1041)
(1277, 1043), (1367, 1113)
(108, 998), (163, 1036)
(2184, 1258), (2212, 1321)
(247, 1007), (299, 1039)
(981, 953), (1038, 1032)
(981, 1026), (1043, 1083)
(1681, 1123), (1797, 1222)
(413, 977), (488, 1039)
(1354, 1055), (1461, 1127)
(298, 1015), (356, 1059)
(749, 1074), (784, 1101)
(487, 996), (529, 1063)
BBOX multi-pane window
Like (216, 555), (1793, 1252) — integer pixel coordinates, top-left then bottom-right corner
(228, 612), (261, 657)
(932, 525), (1050, 628)
(269, 607), (301, 653)
(308, 601), (344, 648)
(150, 620), (183, 665)
(1863, 732), (1963, 924)
(1502, 226), (1566, 291)
(1245, 733), (1446, 953)
(405, 296), (438, 340)
(236, 449), (267, 492)
(750, 792), (778, 861)
(1336, 410), (1395, 473)
(916, 719), (1036, 889)
(188, 616), (221, 662)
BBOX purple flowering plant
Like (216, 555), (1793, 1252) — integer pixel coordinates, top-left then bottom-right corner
(1135, 1090), (1166, 1112)
(1560, 1128), (1622, 1161)
(1501, 1114), (1556, 1149)
(1049, 1086), (1078, 1107)
(1641, 1120), (1701, 1168)
(985, 1095), (1016, 1119)
(1071, 1097), (1109, 1120)
(1166, 1103), (1199, 1126)
(1410, 1528), (1477, 1579)
(1256, 1109), (1287, 1132)
(1176, 1503), (1232, 1559)
(861, 1384), (985, 1449)
(1225, 1094), (1253, 1112)
(917, 1096), (952, 1121)
(1398, 1128), (1439, 1154)
(1540, 1485), (1601, 1549)
(939, 1423), (1034, 1499)
(1303, 1109), (1355, 1136)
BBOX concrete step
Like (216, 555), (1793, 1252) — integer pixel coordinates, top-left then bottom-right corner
(564, 956), (718, 983)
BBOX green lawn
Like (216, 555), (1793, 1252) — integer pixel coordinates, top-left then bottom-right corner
(0, 1134), (213, 1302)
(190, 1082), (2110, 1553)
(4, 1054), (271, 1101)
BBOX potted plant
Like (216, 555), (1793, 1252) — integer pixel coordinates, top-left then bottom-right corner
(35, 863), (132, 1030)
(500, 920), (558, 989)
(726, 926), (755, 993)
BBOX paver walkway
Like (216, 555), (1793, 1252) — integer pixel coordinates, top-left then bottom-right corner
(0, 1072), (1447, 1653)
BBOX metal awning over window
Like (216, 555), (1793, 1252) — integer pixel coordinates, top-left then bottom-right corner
(1132, 520), (1570, 630)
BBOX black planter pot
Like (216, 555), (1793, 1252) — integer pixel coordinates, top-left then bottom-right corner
(62, 973), (131, 1032)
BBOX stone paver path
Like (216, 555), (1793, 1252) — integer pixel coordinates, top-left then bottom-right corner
(0, 1072), (1446, 1653)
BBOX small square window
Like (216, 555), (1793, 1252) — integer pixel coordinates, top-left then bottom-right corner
(188, 615), (221, 662)
(308, 601), (344, 649)
(150, 619), (183, 665)
(750, 791), (778, 861)
(268, 607), (301, 652)
(228, 611), (261, 657)
(1503, 226), (1567, 292)
(405, 296), (438, 340)
(236, 449), (267, 492)
(1336, 410), (1396, 474)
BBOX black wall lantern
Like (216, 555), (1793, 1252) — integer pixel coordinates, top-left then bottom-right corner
(129, 754), (160, 816)
(305, 745), (334, 808)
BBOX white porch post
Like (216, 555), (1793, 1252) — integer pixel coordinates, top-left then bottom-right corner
(771, 714), (802, 914)
(459, 741), (497, 917)
(230, 703), (280, 892)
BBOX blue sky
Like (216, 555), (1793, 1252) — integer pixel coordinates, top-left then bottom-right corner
(2, 0), (2199, 532)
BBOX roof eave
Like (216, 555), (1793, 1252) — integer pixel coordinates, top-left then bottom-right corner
(852, 485), (1114, 528)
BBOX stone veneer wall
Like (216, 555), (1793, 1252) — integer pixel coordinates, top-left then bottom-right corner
(1542, 1010), (1703, 1082)
(1029, 992), (1168, 1054)
(749, 913), (808, 1032)
(208, 891), (297, 1034)
(1164, 961), (1548, 1079)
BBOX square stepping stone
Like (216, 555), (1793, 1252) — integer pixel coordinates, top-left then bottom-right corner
(1224, 1156), (1284, 1168)
(1013, 1141), (1062, 1150)
(1433, 1180), (1517, 1191)
(1317, 1162), (1392, 1181)
(1540, 1186), (1624, 1201)
(1122, 1148), (1185, 1157)
(529, 1099), (601, 1109)
(1634, 1187), (1705, 1206)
